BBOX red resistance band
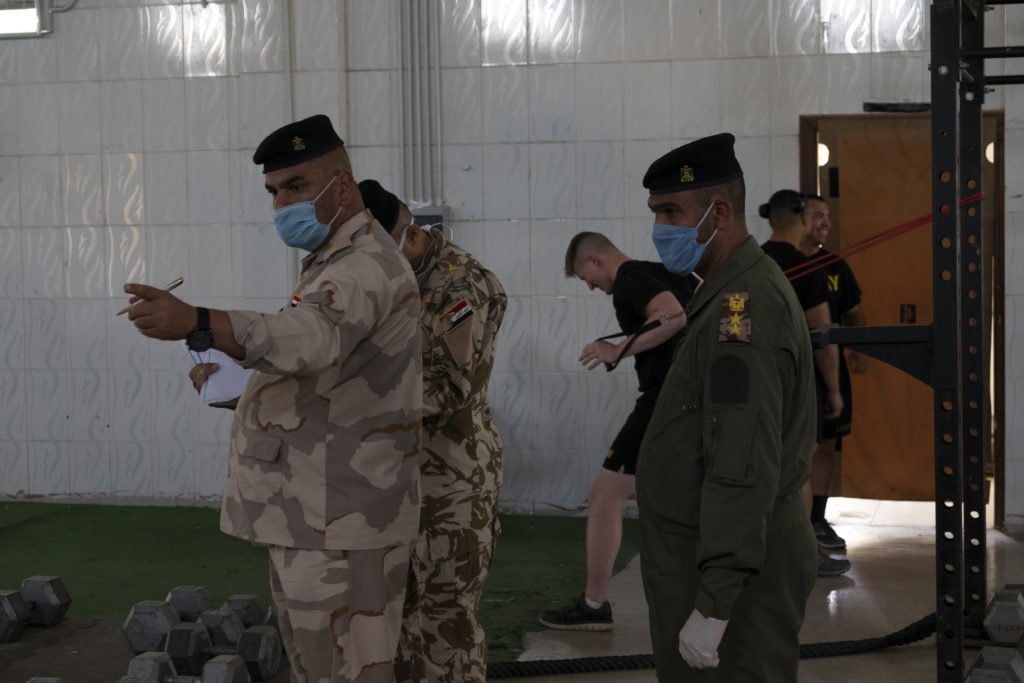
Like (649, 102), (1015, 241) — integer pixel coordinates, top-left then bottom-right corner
(784, 191), (986, 282)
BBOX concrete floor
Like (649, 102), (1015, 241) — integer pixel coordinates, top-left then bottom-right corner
(503, 498), (1024, 683)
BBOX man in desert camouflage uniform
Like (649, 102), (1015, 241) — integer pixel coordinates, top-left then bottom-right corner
(360, 180), (506, 683)
(124, 116), (422, 683)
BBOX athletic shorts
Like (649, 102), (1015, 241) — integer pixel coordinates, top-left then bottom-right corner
(604, 390), (659, 476)
(821, 351), (853, 441)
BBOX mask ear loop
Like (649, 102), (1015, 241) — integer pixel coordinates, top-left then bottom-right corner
(412, 227), (437, 274)
(313, 174), (343, 227)
(312, 174), (338, 202)
(325, 205), (343, 227)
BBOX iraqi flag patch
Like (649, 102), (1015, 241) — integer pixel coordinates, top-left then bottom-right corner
(444, 298), (474, 329)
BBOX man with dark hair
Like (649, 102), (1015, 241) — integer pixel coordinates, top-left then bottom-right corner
(799, 194), (868, 554)
(359, 180), (506, 683)
(760, 189), (850, 577)
(125, 115), (422, 682)
(538, 231), (691, 631)
(637, 133), (818, 680)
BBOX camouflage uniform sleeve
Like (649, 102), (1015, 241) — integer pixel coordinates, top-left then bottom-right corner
(227, 259), (390, 376)
(423, 272), (506, 419)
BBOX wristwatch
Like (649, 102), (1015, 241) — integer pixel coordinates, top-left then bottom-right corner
(185, 306), (213, 352)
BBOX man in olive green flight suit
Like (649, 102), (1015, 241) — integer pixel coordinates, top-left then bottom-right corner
(637, 133), (818, 681)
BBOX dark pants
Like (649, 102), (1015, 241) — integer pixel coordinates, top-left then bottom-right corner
(640, 493), (817, 682)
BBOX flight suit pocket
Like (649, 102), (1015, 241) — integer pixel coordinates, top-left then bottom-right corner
(704, 408), (758, 486)
(239, 428), (282, 464)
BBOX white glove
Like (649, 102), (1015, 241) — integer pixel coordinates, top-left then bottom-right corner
(678, 608), (729, 669)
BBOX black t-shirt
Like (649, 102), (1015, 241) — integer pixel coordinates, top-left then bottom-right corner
(761, 241), (830, 314)
(819, 249), (862, 323)
(611, 260), (694, 393)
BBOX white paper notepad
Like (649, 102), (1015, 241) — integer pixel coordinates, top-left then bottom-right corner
(181, 341), (253, 405)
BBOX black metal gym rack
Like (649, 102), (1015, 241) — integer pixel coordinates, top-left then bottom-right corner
(489, 3), (1008, 678)
(821, 1), (1001, 679)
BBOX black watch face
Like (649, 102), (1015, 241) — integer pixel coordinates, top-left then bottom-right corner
(187, 329), (213, 353)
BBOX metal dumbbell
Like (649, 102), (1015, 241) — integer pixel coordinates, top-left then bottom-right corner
(119, 651), (250, 683)
(222, 595), (268, 628)
(123, 600), (182, 654)
(20, 576), (72, 627)
(235, 626), (282, 682)
(0, 576), (72, 644)
(166, 586), (212, 622)
(1, 590), (32, 643)
(985, 588), (1024, 645)
(124, 587), (231, 653)
(165, 620), (282, 681)
(965, 646), (1024, 682)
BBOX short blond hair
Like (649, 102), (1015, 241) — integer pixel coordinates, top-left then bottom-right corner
(564, 232), (616, 278)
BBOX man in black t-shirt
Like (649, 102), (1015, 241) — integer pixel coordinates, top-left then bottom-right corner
(760, 189), (850, 578)
(799, 195), (868, 555)
(539, 231), (693, 631)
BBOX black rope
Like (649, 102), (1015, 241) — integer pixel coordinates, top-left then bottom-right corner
(799, 611), (936, 660)
(487, 654), (653, 678)
(485, 612), (937, 679)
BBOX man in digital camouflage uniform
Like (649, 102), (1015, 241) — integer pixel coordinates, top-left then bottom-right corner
(359, 180), (506, 683)
(126, 115), (422, 683)
(637, 133), (818, 681)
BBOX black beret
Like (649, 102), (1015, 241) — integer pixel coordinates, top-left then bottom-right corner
(358, 179), (402, 233)
(252, 114), (345, 173)
(643, 132), (743, 195)
(759, 189), (806, 219)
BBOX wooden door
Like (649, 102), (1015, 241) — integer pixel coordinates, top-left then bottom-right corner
(830, 118), (934, 499)
(813, 114), (999, 501)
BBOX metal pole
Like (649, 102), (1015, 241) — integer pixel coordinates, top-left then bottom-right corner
(961, 45), (1024, 58)
(930, 1), (966, 680)
(985, 74), (1024, 85)
(959, 0), (989, 639)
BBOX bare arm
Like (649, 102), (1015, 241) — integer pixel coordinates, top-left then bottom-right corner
(579, 291), (687, 370)
(806, 301), (843, 418)
(840, 304), (868, 372)
(619, 291), (688, 357)
(841, 304), (866, 328)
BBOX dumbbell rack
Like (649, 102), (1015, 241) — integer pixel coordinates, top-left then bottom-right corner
(815, 1), (1004, 680)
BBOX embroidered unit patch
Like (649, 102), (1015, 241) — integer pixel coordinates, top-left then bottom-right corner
(718, 292), (751, 343)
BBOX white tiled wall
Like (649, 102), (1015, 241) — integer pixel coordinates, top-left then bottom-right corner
(1, 0), (1022, 521)
(0, 0), (333, 502)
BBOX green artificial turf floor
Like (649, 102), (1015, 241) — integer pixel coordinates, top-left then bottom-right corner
(0, 502), (639, 662)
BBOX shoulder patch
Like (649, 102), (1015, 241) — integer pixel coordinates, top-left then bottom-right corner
(718, 292), (751, 343)
(440, 298), (474, 331)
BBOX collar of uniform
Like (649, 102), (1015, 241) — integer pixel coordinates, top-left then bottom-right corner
(414, 226), (446, 287)
(686, 236), (763, 319)
(302, 209), (373, 270)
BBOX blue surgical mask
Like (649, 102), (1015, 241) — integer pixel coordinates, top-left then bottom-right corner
(652, 203), (718, 275)
(273, 175), (342, 251)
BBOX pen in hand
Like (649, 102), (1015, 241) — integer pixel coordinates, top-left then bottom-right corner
(116, 277), (184, 316)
